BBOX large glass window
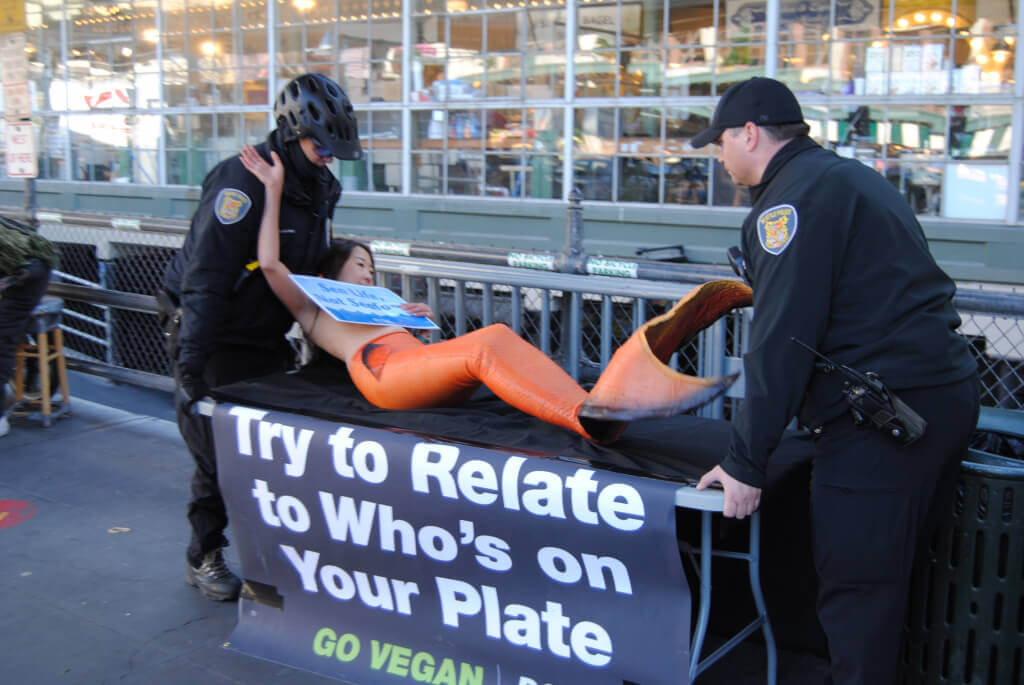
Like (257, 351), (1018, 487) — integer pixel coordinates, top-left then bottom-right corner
(9, 0), (1020, 221)
(775, 1), (1013, 97)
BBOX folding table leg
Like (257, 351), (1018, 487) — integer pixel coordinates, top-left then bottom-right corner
(688, 510), (777, 685)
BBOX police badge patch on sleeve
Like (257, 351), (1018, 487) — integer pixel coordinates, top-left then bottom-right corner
(757, 204), (798, 255)
(214, 188), (252, 225)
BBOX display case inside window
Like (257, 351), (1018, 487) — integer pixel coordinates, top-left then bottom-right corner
(574, 157), (613, 201)
(525, 8), (568, 52)
(574, 107), (616, 155)
(777, 38), (831, 92)
(448, 109), (484, 144)
(336, 157), (369, 192)
(412, 151), (445, 194)
(943, 161), (1008, 219)
(574, 49), (618, 97)
(666, 105), (710, 148)
(484, 153), (517, 197)
(412, 109), (443, 149)
(950, 104), (1012, 160)
(664, 156), (709, 205)
(340, 58), (373, 104)
(487, 10), (521, 52)
(214, 112), (242, 151)
(243, 112), (270, 145)
(367, 146), (401, 192)
(161, 35), (188, 108)
(663, 1), (715, 96)
(487, 54), (522, 98)
(67, 111), (157, 184)
(362, 110), (402, 150)
(276, 25), (307, 65)
(484, 108), (520, 151)
(622, 49), (663, 96)
(618, 157), (660, 202)
(801, 105), (831, 146)
(445, 151), (484, 195)
(954, 17), (1016, 94)
(37, 116), (69, 182)
(816, 100), (1013, 220)
(525, 52), (563, 99)
(481, 106), (528, 194)
(888, 161), (944, 215)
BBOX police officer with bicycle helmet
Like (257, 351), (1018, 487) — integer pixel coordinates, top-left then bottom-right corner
(160, 73), (361, 601)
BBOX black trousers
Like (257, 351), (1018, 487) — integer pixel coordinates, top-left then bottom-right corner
(175, 344), (291, 566)
(0, 260), (51, 388)
(809, 373), (980, 685)
(158, 294), (292, 566)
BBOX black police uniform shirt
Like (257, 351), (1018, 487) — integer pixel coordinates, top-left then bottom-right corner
(163, 132), (341, 380)
(721, 136), (977, 488)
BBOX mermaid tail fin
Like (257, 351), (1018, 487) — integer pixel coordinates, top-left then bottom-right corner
(580, 280), (753, 421)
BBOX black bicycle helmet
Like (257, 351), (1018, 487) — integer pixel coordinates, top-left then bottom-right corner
(274, 73), (362, 160)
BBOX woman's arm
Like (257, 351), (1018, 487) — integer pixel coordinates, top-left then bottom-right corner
(239, 145), (319, 330)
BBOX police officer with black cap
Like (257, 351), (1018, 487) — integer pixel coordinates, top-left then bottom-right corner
(160, 73), (362, 601)
(690, 77), (979, 684)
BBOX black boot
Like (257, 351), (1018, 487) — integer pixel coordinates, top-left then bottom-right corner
(185, 548), (241, 601)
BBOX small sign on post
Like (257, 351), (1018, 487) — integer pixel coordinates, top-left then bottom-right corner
(6, 121), (37, 177)
(1, 31), (28, 81)
(3, 80), (31, 119)
(2, 30), (37, 179)
(0, 0), (26, 34)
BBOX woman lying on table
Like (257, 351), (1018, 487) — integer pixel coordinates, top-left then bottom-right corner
(239, 145), (752, 444)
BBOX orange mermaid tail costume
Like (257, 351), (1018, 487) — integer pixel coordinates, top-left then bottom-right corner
(348, 324), (626, 443)
(580, 279), (753, 421)
(347, 280), (753, 443)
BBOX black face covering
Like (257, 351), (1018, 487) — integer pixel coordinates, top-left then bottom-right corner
(267, 130), (330, 206)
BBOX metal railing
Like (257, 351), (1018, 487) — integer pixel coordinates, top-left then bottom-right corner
(4, 204), (1023, 412)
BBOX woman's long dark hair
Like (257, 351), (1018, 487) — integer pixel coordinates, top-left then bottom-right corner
(303, 238), (375, 374)
(317, 238), (375, 280)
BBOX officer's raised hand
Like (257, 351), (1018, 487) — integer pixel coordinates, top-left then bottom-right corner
(240, 145), (283, 192)
(697, 464), (761, 519)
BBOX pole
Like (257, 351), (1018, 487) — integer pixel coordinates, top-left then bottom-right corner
(23, 177), (37, 228)
(556, 188), (586, 274)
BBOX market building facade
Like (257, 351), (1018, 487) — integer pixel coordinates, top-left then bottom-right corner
(1, 0), (1022, 280)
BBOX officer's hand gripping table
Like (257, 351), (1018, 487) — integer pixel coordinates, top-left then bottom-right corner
(676, 485), (776, 683)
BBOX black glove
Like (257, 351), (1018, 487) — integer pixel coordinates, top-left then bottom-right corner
(177, 372), (210, 414)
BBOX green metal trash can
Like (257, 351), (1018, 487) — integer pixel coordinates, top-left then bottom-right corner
(902, 408), (1024, 684)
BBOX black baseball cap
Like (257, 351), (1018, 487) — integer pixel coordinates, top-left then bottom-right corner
(691, 77), (805, 148)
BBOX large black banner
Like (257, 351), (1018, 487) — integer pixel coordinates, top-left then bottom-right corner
(213, 402), (690, 684)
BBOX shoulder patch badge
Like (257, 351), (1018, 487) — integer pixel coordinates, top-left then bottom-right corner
(756, 204), (798, 255)
(214, 188), (252, 225)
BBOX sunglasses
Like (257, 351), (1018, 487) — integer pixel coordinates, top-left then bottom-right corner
(310, 138), (333, 157)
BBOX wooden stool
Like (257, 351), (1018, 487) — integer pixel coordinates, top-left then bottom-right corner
(12, 296), (71, 427)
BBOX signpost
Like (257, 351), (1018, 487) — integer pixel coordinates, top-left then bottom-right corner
(1, 5), (38, 214)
